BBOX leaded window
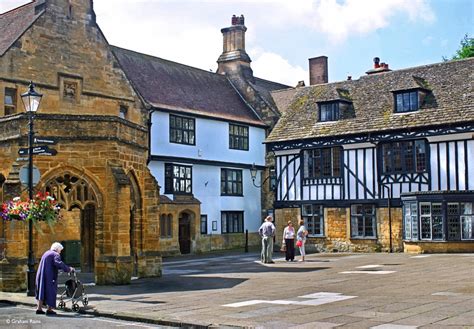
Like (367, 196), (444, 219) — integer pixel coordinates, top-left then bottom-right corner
(395, 90), (419, 112)
(303, 147), (342, 178)
(170, 114), (195, 145)
(350, 204), (376, 238)
(404, 201), (419, 240)
(319, 102), (340, 122)
(381, 140), (427, 174)
(4, 88), (16, 116)
(420, 202), (443, 240)
(448, 202), (473, 240)
(164, 163), (192, 194)
(229, 124), (249, 150)
(221, 168), (243, 196)
(221, 211), (244, 233)
(302, 204), (324, 236)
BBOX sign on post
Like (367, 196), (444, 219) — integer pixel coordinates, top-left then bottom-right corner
(19, 165), (41, 187)
(33, 137), (58, 145)
(18, 146), (57, 156)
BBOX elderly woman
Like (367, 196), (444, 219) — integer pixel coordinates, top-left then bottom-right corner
(35, 242), (75, 315)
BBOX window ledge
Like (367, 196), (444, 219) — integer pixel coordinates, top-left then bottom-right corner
(350, 237), (377, 240)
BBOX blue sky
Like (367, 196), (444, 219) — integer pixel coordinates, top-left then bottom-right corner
(1, 0), (473, 86)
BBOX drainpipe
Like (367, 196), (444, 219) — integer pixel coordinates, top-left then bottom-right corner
(382, 185), (393, 253)
(147, 108), (156, 165)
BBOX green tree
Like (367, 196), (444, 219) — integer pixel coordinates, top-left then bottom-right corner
(444, 34), (474, 61)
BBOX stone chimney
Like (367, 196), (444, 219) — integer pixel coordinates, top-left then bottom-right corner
(309, 56), (328, 85)
(217, 15), (252, 77)
(43, 0), (96, 24)
(366, 57), (391, 75)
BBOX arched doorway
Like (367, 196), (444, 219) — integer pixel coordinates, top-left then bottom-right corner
(43, 173), (99, 273)
(179, 212), (191, 254)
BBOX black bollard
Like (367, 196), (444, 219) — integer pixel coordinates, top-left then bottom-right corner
(245, 229), (249, 253)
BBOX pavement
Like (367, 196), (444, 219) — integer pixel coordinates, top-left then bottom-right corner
(0, 250), (473, 328)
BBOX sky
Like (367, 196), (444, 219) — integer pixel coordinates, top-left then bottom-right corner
(1, 0), (473, 86)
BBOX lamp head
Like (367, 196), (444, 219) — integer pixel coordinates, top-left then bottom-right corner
(21, 82), (43, 112)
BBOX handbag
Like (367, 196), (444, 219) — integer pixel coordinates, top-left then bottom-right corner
(296, 240), (303, 247)
(280, 242), (286, 252)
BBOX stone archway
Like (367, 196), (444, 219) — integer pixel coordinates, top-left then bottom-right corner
(39, 168), (102, 275)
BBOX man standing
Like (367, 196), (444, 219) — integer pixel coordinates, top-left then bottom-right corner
(258, 216), (276, 264)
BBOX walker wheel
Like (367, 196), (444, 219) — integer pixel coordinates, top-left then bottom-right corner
(82, 297), (88, 306)
(58, 301), (66, 309)
(72, 303), (80, 312)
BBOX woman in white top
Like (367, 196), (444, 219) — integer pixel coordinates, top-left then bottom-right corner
(296, 219), (308, 262)
(282, 221), (295, 261)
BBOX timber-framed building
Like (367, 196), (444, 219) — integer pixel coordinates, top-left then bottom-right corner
(267, 58), (474, 253)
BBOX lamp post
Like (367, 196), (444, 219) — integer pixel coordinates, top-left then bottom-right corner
(21, 82), (43, 297)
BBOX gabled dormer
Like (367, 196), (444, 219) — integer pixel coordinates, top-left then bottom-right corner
(392, 76), (432, 113)
(317, 88), (353, 122)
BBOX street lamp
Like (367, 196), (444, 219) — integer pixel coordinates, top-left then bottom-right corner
(21, 81), (42, 297)
(250, 163), (276, 189)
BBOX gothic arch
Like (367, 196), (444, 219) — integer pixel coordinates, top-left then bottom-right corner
(36, 165), (104, 274)
(37, 165), (104, 210)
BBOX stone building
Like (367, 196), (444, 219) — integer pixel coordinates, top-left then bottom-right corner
(267, 57), (474, 253)
(0, 0), (161, 291)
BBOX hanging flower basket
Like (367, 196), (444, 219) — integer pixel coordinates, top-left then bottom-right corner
(1, 192), (61, 232)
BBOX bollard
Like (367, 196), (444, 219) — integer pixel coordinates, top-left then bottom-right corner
(245, 229), (249, 253)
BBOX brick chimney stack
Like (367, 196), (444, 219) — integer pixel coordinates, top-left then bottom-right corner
(309, 56), (328, 85)
(366, 57), (391, 75)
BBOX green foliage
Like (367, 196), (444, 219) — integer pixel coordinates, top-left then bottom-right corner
(444, 34), (474, 61)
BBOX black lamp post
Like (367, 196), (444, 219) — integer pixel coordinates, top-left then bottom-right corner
(21, 82), (43, 297)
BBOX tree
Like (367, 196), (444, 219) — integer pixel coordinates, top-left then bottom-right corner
(444, 34), (474, 61)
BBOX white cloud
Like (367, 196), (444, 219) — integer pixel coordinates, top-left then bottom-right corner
(249, 48), (308, 86)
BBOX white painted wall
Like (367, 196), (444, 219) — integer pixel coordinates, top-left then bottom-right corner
(148, 111), (265, 234)
(150, 111), (266, 166)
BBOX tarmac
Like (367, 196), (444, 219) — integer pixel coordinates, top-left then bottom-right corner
(0, 250), (473, 328)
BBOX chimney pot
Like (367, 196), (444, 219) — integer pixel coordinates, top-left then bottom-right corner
(231, 15), (238, 25)
(373, 57), (380, 68)
(347, 76), (352, 81)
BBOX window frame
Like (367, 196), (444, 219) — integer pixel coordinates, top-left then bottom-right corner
(301, 204), (324, 237)
(200, 215), (208, 235)
(303, 147), (342, 179)
(160, 214), (173, 238)
(380, 139), (428, 175)
(394, 90), (419, 113)
(169, 114), (196, 145)
(319, 102), (340, 122)
(229, 123), (249, 151)
(221, 211), (244, 234)
(164, 163), (192, 195)
(4, 87), (17, 116)
(221, 168), (243, 196)
(350, 204), (377, 239)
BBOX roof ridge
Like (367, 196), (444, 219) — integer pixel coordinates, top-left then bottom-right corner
(110, 45), (223, 79)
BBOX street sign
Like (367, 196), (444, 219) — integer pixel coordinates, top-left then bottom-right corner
(34, 137), (58, 145)
(18, 145), (57, 156)
(19, 165), (41, 187)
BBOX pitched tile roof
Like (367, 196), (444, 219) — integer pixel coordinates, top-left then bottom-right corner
(0, 1), (44, 56)
(267, 58), (474, 144)
(111, 46), (266, 127)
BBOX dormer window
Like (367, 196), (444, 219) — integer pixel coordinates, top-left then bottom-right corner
(394, 90), (419, 113)
(319, 102), (340, 122)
